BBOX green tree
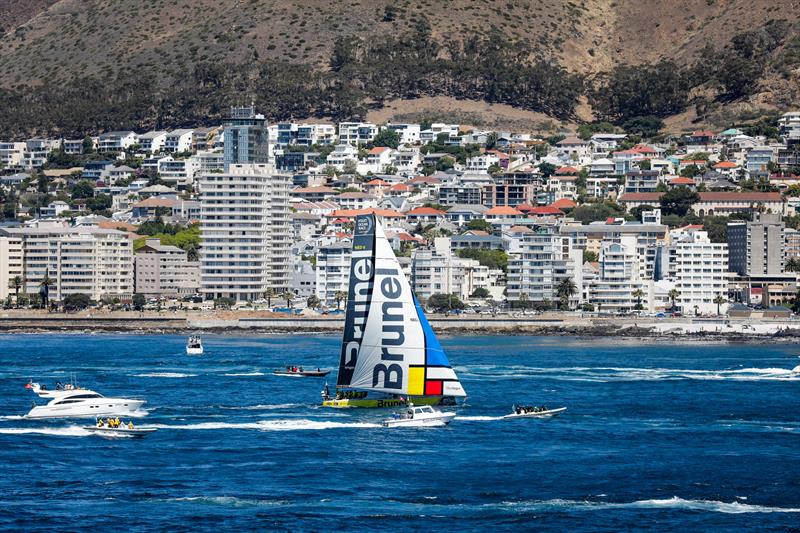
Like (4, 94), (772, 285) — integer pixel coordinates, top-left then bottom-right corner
(263, 288), (278, 308)
(214, 297), (235, 309)
(456, 248), (508, 272)
(556, 277), (577, 310)
(668, 288), (680, 311)
(621, 116), (665, 138)
(632, 288), (644, 310)
(427, 293), (465, 312)
(64, 293), (91, 311)
(7, 276), (23, 308)
(132, 293), (146, 311)
(539, 162), (557, 178)
(372, 128), (401, 149)
(334, 290), (348, 310)
(660, 187), (699, 217)
(306, 294), (321, 309)
(38, 275), (55, 310)
(470, 287), (490, 298)
(465, 219), (493, 232)
(82, 135), (94, 154)
(71, 180), (95, 199)
(282, 291), (296, 310)
(582, 250), (598, 263)
(713, 295), (727, 316)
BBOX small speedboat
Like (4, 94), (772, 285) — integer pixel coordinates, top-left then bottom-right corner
(382, 404), (456, 428)
(792, 365), (800, 375)
(83, 425), (157, 437)
(273, 367), (330, 377)
(503, 406), (567, 419)
(186, 336), (203, 355)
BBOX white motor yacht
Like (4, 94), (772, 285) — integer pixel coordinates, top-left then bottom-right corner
(382, 404), (456, 428)
(25, 388), (146, 419)
(186, 336), (203, 355)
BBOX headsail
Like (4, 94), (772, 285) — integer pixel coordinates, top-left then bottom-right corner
(336, 214), (466, 397)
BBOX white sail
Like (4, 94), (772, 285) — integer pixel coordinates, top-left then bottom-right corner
(340, 214), (466, 397)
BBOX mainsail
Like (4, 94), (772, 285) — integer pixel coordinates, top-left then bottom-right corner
(336, 214), (466, 397)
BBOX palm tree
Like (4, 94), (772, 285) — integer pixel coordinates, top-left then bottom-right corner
(334, 290), (347, 310)
(668, 288), (680, 312)
(713, 295), (726, 316)
(8, 276), (23, 308)
(282, 291), (295, 311)
(263, 288), (277, 308)
(556, 278), (577, 310)
(632, 288), (644, 311)
(307, 294), (321, 310)
(39, 274), (55, 310)
(518, 291), (529, 309)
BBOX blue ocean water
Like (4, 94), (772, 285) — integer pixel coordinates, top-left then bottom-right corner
(0, 333), (798, 532)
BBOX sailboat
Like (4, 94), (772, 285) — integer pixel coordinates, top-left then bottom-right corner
(321, 214), (467, 408)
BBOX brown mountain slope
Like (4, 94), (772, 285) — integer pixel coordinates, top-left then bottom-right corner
(0, 0), (798, 135)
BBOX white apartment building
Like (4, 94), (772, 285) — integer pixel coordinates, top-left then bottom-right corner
(23, 138), (60, 169)
(338, 122), (378, 145)
(588, 235), (643, 313)
(358, 147), (395, 174)
(135, 238), (200, 297)
(164, 129), (194, 153)
(420, 124), (460, 144)
(0, 141), (26, 170)
(385, 123), (421, 145)
(0, 226), (133, 301)
(315, 242), (351, 307)
(0, 234), (24, 301)
(138, 131), (168, 154)
(465, 152), (500, 171)
(326, 144), (359, 170)
(507, 227), (582, 306)
(158, 157), (197, 186)
(199, 163), (292, 301)
(411, 238), (496, 301)
(189, 151), (225, 174)
(660, 229), (729, 315)
(98, 131), (138, 153)
(297, 124), (336, 146)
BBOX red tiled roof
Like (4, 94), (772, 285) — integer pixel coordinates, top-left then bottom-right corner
(389, 183), (412, 192)
(368, 147), (390, 154)
(669, 177), (696, 185)
(632, 144), (657, 154)
(406, 207), (446, 216)
(550, 198), (577, 209)
(619, 193), (663, 202)
(698, 192), (782, 202)
(132, 197), (176, 208)
(406, 176), (441, 185)
(329, 208), (404, 218)
(556, 166), (578, 174)
(713, 161), (738, 169)
(292, 186), (337, 194)
(529, 206), (565, 215)
(515, 203), (536, 213)
(365, 178), (390, 186)
(485, 206), (523, 216)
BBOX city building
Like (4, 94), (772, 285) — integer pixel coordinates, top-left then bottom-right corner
(0, 234), (24, 301)
(588, 236), (644, 313)
(727, 212), (785, 276)
(315, 242), (351, 308)
(507, 226), (582, 306)
(223, 105), (270, 170)
(199, 163), (291, 301)
(0, 226), (133, 301)
(134, 238), (200, 297)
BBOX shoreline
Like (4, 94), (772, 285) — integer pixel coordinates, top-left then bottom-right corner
(2, 312), (800, 342)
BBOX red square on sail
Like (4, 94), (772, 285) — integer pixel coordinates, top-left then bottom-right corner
(425, 380), (443, 395)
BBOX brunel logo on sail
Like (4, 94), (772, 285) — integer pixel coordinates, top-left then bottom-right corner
(373, 267), (404, 390)
(343, 251), (373, 370)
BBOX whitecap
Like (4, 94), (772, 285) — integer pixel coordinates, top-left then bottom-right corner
(134, 372), (197, 378)
(496, 496), (800, 514)
(169, 496), (288, 507)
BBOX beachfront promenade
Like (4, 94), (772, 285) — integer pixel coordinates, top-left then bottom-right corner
(1, 309), (799, 338)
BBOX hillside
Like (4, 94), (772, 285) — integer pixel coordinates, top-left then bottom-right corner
(0, 0), (799, 137)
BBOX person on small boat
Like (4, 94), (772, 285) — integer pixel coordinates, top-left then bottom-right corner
(128, 421), (134, 429)
(97, 418), (105, 428)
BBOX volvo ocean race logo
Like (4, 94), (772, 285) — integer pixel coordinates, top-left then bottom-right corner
(372, 267), (403, 389)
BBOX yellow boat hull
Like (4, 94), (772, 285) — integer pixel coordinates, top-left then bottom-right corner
(321, 395), (447, 409)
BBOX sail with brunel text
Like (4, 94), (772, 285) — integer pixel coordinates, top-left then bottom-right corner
(337, 214), (466, 397)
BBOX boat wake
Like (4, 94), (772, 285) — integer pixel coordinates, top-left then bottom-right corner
(0, 425), (91, 437)
(495, 496), (800, 514)
(456, 365), (798, 382)
(0, 415), (25, 421)
(134, 372), (197, 378)
(150, 419), (380, 431)
(223, 372), (265, 377)
(454, 415), (505, 422)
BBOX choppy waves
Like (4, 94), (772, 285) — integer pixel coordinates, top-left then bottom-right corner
(456, 365), (799, 382)
(494, 496), (800, 514)
(149, 419), (380, 431)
